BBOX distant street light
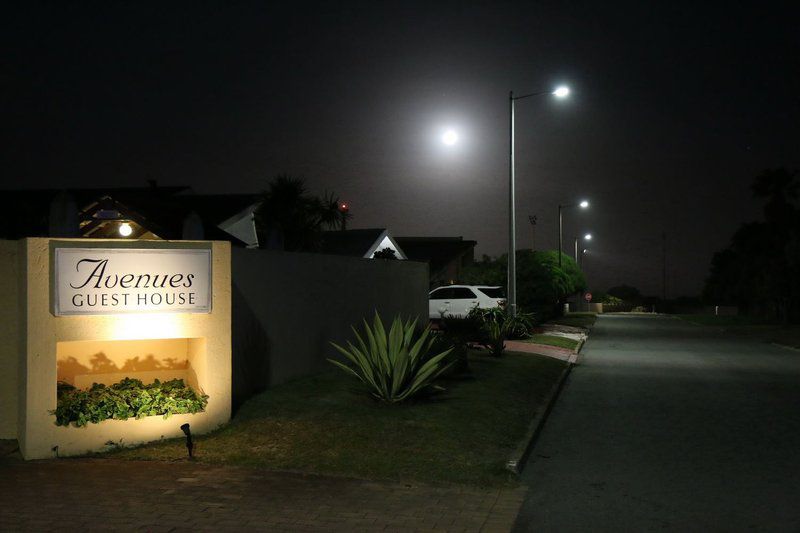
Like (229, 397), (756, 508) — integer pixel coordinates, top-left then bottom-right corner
(574, 233), (592, 262)
(558, 200), (589, 268)
(508, 85), (570, 317)
(442, 129), (459, 146)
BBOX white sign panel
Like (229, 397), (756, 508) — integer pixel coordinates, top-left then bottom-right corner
(53, 247), (212, 316)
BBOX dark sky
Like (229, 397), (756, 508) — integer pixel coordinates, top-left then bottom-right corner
(3, 1), (799, 297)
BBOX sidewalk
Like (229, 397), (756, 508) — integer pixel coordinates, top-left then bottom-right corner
(0, 458), (525, 532)
(504, 341), (577, 364)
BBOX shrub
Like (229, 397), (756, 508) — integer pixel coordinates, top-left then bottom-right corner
(432, 318), (475, 375)
(328, 313), (453, 402)
(373, 247), (397, 259)
(503, 311), (536, 339)
(52, 378), (208, 427)
(467, 307), (535, 356)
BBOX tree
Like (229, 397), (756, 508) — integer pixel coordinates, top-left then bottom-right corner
(254, 175), (351, 252)
(703, 168), (800, 322)
(373, 247), (397, 259)
(461, 250), (586, 320)
(607, 284), (642, 303)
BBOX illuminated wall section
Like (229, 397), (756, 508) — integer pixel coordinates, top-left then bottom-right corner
(17, 238), (231, 460)
(56, 338), (202, 390)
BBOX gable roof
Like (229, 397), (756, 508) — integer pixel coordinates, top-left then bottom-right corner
(320, 229), (385, 257)
(0, 187), (190, 239)
(0, 187), (255, 245)
(394, 236), (476, 273)
(320, 229), (407, 259)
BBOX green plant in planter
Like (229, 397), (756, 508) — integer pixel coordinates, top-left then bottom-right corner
(52, 377), (208, 427)
(328, 313), (453, 402)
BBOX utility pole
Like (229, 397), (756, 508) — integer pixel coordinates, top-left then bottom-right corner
(528, 214), (537, 251)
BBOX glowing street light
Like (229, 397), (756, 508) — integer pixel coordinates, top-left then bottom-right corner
(574, 233), (593, 262)
(442, 129), (459, 146)
(553, 86), (570, 98)
(508, 84), (571, 317)
(558, 199), (589, 268)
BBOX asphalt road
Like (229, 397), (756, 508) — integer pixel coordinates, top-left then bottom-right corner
(513, 314), (800, 532)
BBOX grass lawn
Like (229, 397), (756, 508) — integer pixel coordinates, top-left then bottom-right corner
(524, 334), (579, 351)
(108, 351), (567, 487)
(547, 312), (597, 329)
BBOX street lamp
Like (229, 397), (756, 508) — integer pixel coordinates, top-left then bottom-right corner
(574, 233), (592, 262)
(442, 129), (459, 146)
(508, 85), (570, 317)
(558, 199), (589, 269)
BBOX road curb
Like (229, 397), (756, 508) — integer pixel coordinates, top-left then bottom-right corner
(505, 359), (574, 475)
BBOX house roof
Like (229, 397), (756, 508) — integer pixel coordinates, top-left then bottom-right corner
(0, 186), (255, 245)
(0, 186), (189, 239)
(394, 236), (477, 273)
(320, 229), (386, 257)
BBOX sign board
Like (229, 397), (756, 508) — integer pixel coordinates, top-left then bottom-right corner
(584, 292), (593, 302)
(53, 247), (212, 316)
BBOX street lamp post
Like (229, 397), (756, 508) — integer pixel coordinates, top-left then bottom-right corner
(558, 199), (589, 269)
(574, 233), (592, 262)
(508, 85), (569, 317)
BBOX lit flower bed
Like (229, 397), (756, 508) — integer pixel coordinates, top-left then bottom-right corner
(53, 378), (208, 427)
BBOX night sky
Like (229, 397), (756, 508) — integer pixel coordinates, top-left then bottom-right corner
(3, 1), (799, 297)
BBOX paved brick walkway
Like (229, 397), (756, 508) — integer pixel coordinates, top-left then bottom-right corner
(504, 341), (577, 364)
(0, 458), (525, 532)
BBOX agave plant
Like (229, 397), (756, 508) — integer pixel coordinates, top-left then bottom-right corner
(328, 313), (453, 402)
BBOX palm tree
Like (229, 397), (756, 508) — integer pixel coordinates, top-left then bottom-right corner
(254, 175), (350, 251)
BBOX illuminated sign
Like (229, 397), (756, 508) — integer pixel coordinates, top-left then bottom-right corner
(53, 247), (212, 316)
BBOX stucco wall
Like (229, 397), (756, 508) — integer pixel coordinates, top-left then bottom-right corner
(231, 248), (428, 408)
(18, 238), (232, 459)
(0, 240), (19, 439)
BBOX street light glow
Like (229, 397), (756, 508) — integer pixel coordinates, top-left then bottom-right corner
(442, 129), (458, 145)
(553, 86), (570, 98)
(580, 200), (589, 208)
(584, 233), (593, 240)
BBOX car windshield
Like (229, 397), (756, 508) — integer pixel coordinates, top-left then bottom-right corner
(478, 287), (506, 298)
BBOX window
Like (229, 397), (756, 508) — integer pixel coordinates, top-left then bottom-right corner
(430, 288), (454, 300)
(451, 288), (477, 299)
(478, 287), (506, 298)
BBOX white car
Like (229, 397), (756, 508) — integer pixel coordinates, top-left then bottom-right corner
(428, 285), (507, 320)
